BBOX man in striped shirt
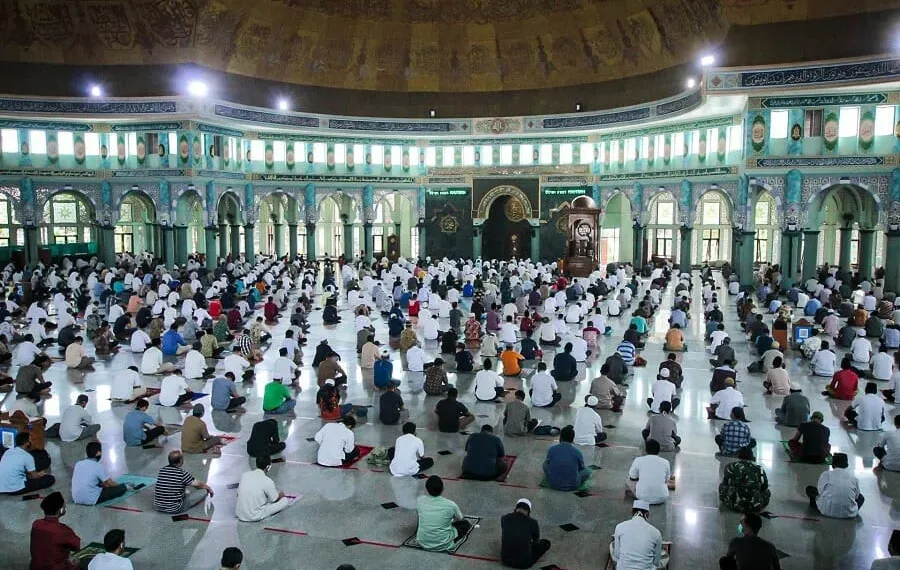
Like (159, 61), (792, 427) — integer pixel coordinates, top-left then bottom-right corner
(238, 328), (262, 362)
(153, 450), (214, 514)
(616, 339), (636, 366)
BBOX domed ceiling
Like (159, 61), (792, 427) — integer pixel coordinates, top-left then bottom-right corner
(0, 0), (897, 116)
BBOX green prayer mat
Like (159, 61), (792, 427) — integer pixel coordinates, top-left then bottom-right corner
(539, 473), (592, 492)
(780, 440), (832, 465)
(73, 543), (139, 560)
(96, 474), (157, 507)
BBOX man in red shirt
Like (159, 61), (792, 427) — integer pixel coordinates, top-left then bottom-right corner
(30, 491), (80, 570)
(263, 296), (279, 324)
(823, 357), (859, 400)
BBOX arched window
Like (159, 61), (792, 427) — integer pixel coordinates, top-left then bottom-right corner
(0, 194), (23, 247)
(316, 196), (343, 258)
(115, 194), (156, 254)
(753, 192), (779, 264)
(648, 192), (678, 261)
(372, 197), (393, 254)
(694, 191), (732, 263)
(41, 193), (92, 245)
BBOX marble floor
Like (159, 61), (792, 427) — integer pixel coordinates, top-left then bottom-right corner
(1, 270), (897, 570)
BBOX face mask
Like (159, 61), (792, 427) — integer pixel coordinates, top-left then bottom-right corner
(737, 523), (744, 537)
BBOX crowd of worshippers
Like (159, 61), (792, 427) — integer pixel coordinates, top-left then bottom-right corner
(2, 250), (899, 569)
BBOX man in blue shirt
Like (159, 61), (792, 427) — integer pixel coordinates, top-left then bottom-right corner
(161, 323), (189, 356)
(0, 432), (55, 494)
(805, 297), (822, 317)
(72, 441), (127, 505)
(550, 343), (578, 382)
(373, 350), (399, 389)
(462, 425), (507, 480)
(543, 425), (590, 491)
(211, 372), (246, 412)
(123, 399), (167, 447)
(669, 308), (687, 329)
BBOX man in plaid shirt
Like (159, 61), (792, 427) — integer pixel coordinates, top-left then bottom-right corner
(715, 407), (756, 456)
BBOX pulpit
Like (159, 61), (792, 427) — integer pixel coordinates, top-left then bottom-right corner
(564, 195), (601, 277)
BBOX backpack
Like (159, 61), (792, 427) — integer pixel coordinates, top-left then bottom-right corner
(366, 446), (391, 467)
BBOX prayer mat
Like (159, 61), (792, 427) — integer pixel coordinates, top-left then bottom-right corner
(189, 392), (209, 401)
(74, 543), (139, 561)
(780, 440), (832, 465)
(539, 474), (592, 493)
(338, 445), (374, 469)
(402, 516), (481, 554)
(97, 474), (157, 507)
(604, 542), (671, 570)
(110, 387), (160, 402)
(203, 434), (238, 453)
(496, 455), (517, 482)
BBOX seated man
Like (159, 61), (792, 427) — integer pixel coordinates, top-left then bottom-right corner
(542, 425), (590, 491)
(423, 357), (450, 395)
(153, 450), (214, 514)
(461, 425), (507, 480)
(435, 387), (475, 433)
(715, 408), (756, 456)
(718, 513), (780, 570)
(573, 395), (606, 446)
(211, 372), (246, 412)
(718, 447), (770, 513)
(0, 432), (55, 495)
(71, 441), (127, 505)
(29, 492), (81, 570)
(806, 452), (863, 518)
(550, 343), (579, 382)
(500, 498), (551, 569)
(659, 353), (684, 388)
(247, 419), (286, 458)
(314, 415), (359, 467)
(389, 421), (434, 476)
(610, 500), (666, 570)
(474, 359), (505, 402)
(642, 401), (681, 451)
(647, 368), (680, 413)
(707, 378), (744, 420)
(874, 415), (900, 472)
(500, 344), (525, 377)
(625, 439), (671, 505)
(415, 476), (471, 552)
(236, 455), (290, 522)
(663, 323), (686, 352)
(46, 394), (101, 442)
(787, 411), (831, 464)
(123, 399), (167, 447)
(181, 404), (223, 454)
(823, 357), (859, 400)
(504, 390), (539, 437)
(844, 381), (885, 430)
(775, 391), (810, 427)
(379, 383), (408, 426)
(159, 370), (193, 408)
(530, 362), (561, 408)
(590, 365), (625, 412)
(263, 378), (296, 416)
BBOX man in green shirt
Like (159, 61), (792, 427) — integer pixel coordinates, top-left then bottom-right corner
(415, 476), (471, 551)
(263, 379), (296, 416)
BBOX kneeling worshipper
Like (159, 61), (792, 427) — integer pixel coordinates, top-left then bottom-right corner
(718, 447), (771, 513)
(29, 492), (81, 570)
(415, 476), (472, 552)
(625, 439), (672, 505)
(236, 455), (292, 522)
(611, 500), (668, 570)
(0, 431), (55, 495)
(462, 425), (507, 480)
(71, 441), (128, 505)
(247, 419), (286, 458)
(314, 415), (359, 467)
(542, 426), (590, 491)
(805, 452), (864, 519)
(152, 450), (214, 514)
(389, 422), (434, 476)
(500, 498), (552, 569)
(181, 404), (223, 454)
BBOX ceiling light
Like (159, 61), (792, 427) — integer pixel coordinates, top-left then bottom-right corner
(429, 109), (436, 118)
(277, 98), (289, 111)
(700, 55), (715, 66)
(187, 81), (208, 97)
(686, 78), (696, 89)
(575, 102), (582, 112)
(89, 85), (102, 97)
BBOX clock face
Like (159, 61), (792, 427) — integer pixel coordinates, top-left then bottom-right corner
(576, 224), (591, 237)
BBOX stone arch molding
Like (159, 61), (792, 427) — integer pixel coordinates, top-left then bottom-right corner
(802, 175), (888, 228)
(474, 185), (534, 222)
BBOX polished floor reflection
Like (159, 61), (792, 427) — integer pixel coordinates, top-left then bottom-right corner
(1, 271), (897, 570)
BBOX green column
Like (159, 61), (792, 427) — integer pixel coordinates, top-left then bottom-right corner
(364, 223), (374, 263)
(24, 226), (39, 268)
(288, 223), (298, 260)
(858, 229), (876, 279)
(739, 231), (756, 287)
(632, 223), (645, 267)
(731, 231), (741, 274)
(218, 224), (229, 259)
(679, 226), (692, 272)
(204, 227), (218, 269)
(244, 224), (255, 263)
(838, 226), (853, 276)
(306, 223), (317, 260)
(162, 226), (175, 266)
(802, 230), (820, 282)
(886, 232), (900, 294)
(473, 226), (482, 260)
(530, 225), (540, 261)
(274, 224), (285, 258)
(98, 225), (115, 267)
(174, 226), (188, 265)
(780, 231), (802, 289)
(342, 223), (353, 259)
(418, 223), (426, 260)
(230, 224), (241, 259)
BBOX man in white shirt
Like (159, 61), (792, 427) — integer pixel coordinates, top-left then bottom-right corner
(223, 352), (252, 382)
(567, 333), (590, 362)
(538, 318), (560, 346)
(272, 347), (299, 386)
(565, 303), (583, 324)
(406, 344), (426, 372)
(13, 336), (42, 366)
(607, 297), (622, 317)
(874, 415), (900, 472)
(474, 359), (505, 402)
(422, 314), (440, 341)
(236, 455), (291, 522)
(805, 452), (863, 518)
(500, 316), (518, 345)
(180, 298), (197, 320)
(845, 382), (885, 431)
(573, 395), (606, 445)
(389, 421), (434, 476)
(159, 371), (192, 407)
(46, 395), (100, 441)
(871, 346), (894, 381)
(647, 368), (680, 413)
(530, 362), (561, 407)
(625, 440), (671, 505)
(88, 529), (134, 570)
(707, 379), (744, 420)
(184, 349), (212, 380)
(810, 342), (837, 377)
(708, 325), (729, 353)
(107, 302), (125, 326)
(610, 500), (666, 570)
(130, 328), (150, 353)
(314, 415), (359, 467)
(851, 329), (873, 365)
(111, 366), (146, 402)
(140, 338), (176, 374)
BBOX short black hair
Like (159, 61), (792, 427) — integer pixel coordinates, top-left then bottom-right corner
(560, 425), (575, 443)
(255, 455), (271, 470)
(645, 439), (661, 454)
(221, 547), (244, 568)
(402, 422), (416, 435)
(103, 529), (125, 552)
(743, 512), (763, 534)
(86, 441), (102, 458)
(425, 475), (444, 496)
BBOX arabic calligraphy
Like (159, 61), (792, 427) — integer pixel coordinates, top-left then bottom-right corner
(741, 60), (900, 89)
(760, 93), (887, 108)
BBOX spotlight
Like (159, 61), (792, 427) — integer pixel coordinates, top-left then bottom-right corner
(89, 85), (103, 98)
(700, 55), (715, 66)
(277, 98), (289, 111)
(429, 109), (436, 118)
(575, 102), (582, 112)
(187, 81), (208, 97)
(686, 77), (696, 89)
